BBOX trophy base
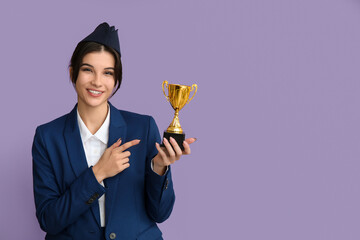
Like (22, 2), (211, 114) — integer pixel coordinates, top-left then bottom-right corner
(161, 131), (185, 151)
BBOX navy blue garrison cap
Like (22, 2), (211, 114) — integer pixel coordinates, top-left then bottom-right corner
(80, 22), (121, 56)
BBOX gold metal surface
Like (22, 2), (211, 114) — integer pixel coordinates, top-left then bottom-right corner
(162, 81), (198, 134)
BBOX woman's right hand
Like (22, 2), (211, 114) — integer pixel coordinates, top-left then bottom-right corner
(92, 138), (140, 183)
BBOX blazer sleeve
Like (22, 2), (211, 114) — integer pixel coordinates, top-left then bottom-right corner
(144, 116), (176, 223)
(32, 126), (106, 235)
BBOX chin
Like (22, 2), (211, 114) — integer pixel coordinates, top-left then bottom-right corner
(81, 97), (108, 108)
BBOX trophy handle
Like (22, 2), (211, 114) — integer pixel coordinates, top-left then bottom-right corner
(187, 84), (198, 104)
(162, 80), (169, 102)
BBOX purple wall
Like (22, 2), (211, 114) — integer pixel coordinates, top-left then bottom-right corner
(1, 0), (360, 239)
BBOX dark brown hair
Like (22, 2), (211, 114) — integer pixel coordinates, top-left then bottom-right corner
(69, 41), (122, 97)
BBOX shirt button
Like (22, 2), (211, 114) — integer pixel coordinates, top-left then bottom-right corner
(109, 232), (116, 239)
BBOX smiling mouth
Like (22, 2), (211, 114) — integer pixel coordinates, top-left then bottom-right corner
(87, 89), (103, 96)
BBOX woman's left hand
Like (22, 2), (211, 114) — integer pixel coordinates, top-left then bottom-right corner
(153, 137), (196, 175)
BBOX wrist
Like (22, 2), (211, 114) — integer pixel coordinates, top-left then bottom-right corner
(152, 158), (167, 176)
(92, 165), (105, 183)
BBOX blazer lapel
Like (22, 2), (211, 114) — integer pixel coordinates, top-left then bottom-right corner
(63, 104), (88, 178)
(63, 103), (102, 227)
(104, 102), (127, 225)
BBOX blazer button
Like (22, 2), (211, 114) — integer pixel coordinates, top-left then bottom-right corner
(164, 179), (169, 190)
(86, 198), (94, 205)
(109, 232), (116, 239)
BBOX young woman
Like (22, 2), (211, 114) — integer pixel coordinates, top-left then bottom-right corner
(32, 22), (195, 240)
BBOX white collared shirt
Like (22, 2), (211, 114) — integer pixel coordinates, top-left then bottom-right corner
(77, 106), (110, 227)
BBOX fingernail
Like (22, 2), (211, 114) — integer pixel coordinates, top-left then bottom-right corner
(117, 138), (122, 142)
(193, 138), (197, 142)
(163, 137), (168, 142)
(170, 137), (175, 141)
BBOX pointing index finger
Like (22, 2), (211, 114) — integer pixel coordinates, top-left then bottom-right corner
(118, 139), (141, 151)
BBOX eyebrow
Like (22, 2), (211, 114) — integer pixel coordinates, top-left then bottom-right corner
(80, 63), (114, 70)
(80, 63), (93, 68)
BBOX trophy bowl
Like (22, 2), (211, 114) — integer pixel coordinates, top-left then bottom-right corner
(161, 80), (197, 150)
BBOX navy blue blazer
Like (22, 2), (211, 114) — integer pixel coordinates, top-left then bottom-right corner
(32, 102), (175, 240)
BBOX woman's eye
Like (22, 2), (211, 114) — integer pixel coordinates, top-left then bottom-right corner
(81, 68), (92, 72)
(105, 71), (114, 76)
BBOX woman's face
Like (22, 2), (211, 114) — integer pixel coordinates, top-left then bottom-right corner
(74, 50), (115, 110)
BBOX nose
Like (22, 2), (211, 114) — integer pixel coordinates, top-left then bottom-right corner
(91, 72), (102, 87)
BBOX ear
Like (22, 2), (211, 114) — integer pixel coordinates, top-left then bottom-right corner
(69, 67), (73, 82)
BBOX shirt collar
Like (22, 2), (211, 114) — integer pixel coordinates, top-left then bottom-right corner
(77, 105), (110, 145)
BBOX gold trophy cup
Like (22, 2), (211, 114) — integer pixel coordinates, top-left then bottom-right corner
(161, 80), (198, 150)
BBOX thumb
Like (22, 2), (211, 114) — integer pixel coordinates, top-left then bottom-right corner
(110, 138), (122, 149)
(185, 138), (197, 144)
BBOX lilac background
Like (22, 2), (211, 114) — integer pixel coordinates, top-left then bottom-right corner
(1, 0), (360, 239)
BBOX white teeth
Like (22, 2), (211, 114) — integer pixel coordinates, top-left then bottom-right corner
(88, 90), (102, 94)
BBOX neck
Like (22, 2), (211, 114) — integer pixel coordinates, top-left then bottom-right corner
(77, 101), (109, 135)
